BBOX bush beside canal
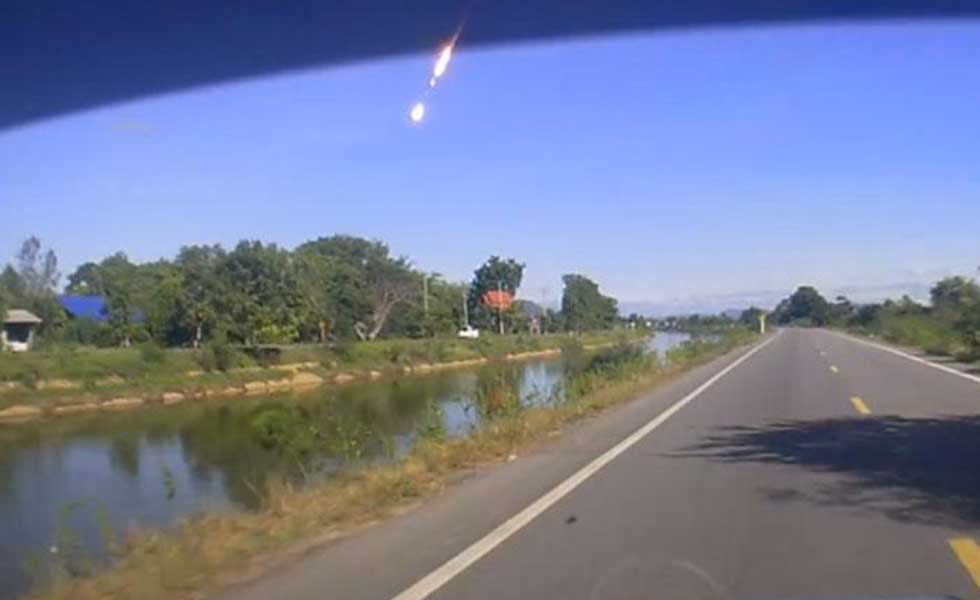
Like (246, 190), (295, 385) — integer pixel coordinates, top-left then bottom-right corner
(26, 328), (757, 600)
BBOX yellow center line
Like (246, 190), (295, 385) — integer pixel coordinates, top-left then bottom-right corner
(850, 396), (871, 415)
(949, 538), (980, 590)
(829, 365), (839, 373)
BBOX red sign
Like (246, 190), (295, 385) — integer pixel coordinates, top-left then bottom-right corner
(482, 290), (514, 310)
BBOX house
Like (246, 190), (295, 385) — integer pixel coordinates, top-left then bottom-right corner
(2, 309), (43, 352)
(58, 295), (111, 322)
(58, 295), (145, 324)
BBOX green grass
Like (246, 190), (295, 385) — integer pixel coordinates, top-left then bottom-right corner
(859, 314), (973, 359)
(277, 331), (632, 369)
(27, 328), (756, 600)
(0, 346), (202, 384)
(0, 332), (642, 410)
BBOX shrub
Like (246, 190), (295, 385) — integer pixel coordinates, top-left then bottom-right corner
(331, 339), (353, 362)
(879, 314), (961, 355)
(559, 337), (586, 373)
(429, 340), (453, 363)
(255, 324), (298, 345)
(138, 342), (168, 366)
(195, 332), (239, 372)
(385, 342), (407, 364)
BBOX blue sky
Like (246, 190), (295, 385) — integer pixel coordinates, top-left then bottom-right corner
(2, 20), (978, 313)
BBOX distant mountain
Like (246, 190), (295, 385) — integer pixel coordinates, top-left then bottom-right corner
(620, 281), (934, 317)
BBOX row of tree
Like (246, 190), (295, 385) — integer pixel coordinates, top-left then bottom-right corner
(765, 277), (980, 358)
(0, 236), (622, 347)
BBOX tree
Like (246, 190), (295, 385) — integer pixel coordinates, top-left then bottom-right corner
(16, 236), (60, 298)
(9, 237), (63, 335)
(297, 236), (417, 341)
(175, 245), (226, 346)
(772, 286), (830, 326)
(294, 251), (337, 343)
(829, 295), (855, 326)
(142, 262), (185, 345)
(385, 275), (466, 338)
(560, 274), (618, 332)
(851, 303), (882, 328)
(0, 266), (24, 306)
(468, 256), (525, 333)
(930, 277), (980, 312)
(79, 253), (152, 345)
(65, 261), (104, 294)
(352, 255), (418, 340)
(216, 241), (302, 344)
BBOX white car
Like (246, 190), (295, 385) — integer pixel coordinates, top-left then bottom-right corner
(457, 326), (480, 339)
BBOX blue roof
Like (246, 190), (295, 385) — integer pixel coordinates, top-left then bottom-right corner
(58, 295), (110, 322)
(59, 295), (147, 324)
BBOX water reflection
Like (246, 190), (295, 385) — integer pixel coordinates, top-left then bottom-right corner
(0, 333), (692, 598)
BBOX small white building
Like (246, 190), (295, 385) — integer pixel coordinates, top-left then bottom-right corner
(2, 309), (43, 352)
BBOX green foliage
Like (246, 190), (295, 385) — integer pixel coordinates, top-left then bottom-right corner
(856, 278), (980, 359)
(195, 331), (240, 372)
(877, 313), (963, 355)
(784, 275), (980, 362)
(15, 363), (42, 389)
(0, 237), (65, 339)
(564, 340), (655, 400)
(250, 405), (320, 458)
(417, 401), (448, 443)
(297, 236), (418, 341)
(930, 276), (980, 312)
(467, 256), (525, 332)
(2, 232), (626, 365)
(559, 336), (586, 372)
(137, 342), (167, 365)
(560, 274), (618, 332)
(58, 318), (113, 347)
(738, 307), (765, 328)
(772, 286), (830, 326)
(0, 346), (201, 384)
(473, 368), (525, 421)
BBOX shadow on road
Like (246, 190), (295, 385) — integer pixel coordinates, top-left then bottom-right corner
(677, 415), (980, 528)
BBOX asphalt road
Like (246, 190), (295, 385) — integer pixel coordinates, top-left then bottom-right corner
(222, 329), (980, 600)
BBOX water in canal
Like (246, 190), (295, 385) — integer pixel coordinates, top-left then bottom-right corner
(0, 333), (693, 597)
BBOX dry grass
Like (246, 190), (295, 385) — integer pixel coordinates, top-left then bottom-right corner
(30, 331), (755, 600)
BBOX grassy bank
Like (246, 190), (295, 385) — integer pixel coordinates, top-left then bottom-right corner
(0, 331), (641, 412)
(849, 314), (978, 362)
(28, 328), (757, 600)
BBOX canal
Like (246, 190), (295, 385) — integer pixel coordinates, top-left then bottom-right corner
(0, 332), (694, 597)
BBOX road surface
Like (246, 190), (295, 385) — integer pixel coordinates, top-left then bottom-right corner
(222, 329), (980, 600)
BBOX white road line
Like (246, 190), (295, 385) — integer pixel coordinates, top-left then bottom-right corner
(391, 332), (782, 600)
(829, 330), (980, 386)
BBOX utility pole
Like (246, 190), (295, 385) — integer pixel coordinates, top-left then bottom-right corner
(498, 280), (504, 335)
(462, 289), (469, 328)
